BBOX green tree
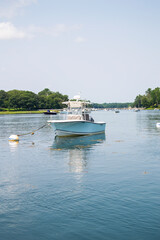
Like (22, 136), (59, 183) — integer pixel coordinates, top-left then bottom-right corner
(0, 90), (8, 108)
(38, 95), (47, 109)
(141, 95), (150, 108)
(19, 91), (38, 110)
(7, 90), (22, 109)
(134, 95), (143, 108)
(0, 88), (68, 110)
(133, 87), (160, 108)
(38, 90), (68, 109)
(46, 92), (68, 109)
(151, 87), (160, 107)
(145, 88), (153, 106)
(38, 88), (53, 96)
(7, 90), (38, 110)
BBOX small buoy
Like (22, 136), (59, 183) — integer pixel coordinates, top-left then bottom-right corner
(156, 123), (160, 128)
(9, 135), (19, 141)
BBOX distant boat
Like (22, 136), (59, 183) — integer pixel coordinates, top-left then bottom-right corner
(43, 110), (57, 115)
(134, 109), (140, 112)
(114, 109), (120, 113)
(48, 96), (106, 137)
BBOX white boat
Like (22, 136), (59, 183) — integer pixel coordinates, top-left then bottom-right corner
(48, 97), (106, 137)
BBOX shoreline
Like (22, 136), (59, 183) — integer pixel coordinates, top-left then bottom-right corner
(0, 108), (159, 115)
(0, 110), (46, 115)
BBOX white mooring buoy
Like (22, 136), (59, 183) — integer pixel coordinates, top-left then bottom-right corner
(156, 123), (160, 128)
(9, 135), (19, 141)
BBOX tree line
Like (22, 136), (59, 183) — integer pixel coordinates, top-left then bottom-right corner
(3, 86), (156, 111)
(0, 88), (68, 111)
(91, 102), (132, 108)
(0, 88), (134, 111)
(133, 87), (160, 108)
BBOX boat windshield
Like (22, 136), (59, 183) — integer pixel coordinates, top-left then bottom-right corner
(62, 100), (94, 122)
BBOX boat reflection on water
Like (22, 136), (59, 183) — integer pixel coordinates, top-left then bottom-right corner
(51, 133), (105, 174)
(52, 133), (105, 150)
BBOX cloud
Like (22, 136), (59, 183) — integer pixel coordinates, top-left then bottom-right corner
(0, 22), (84, 41)
(0, 22), (26, 39)
(0, 0), (37, 18)
(75, 37), (86, 43)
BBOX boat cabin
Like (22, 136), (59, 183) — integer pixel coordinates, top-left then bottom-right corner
(62, 100), (94, 122)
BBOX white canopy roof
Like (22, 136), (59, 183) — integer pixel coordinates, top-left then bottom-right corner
(62, 100), (89, 108)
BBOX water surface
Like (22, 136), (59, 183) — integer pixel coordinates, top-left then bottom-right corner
(0, 110), (160, 240)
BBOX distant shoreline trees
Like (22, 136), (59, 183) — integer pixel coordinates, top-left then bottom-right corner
(133, 87), (160, 108)
(4, 87), (155, 111)
(90, 102), (132, 109)
(0, 88), (68, 111)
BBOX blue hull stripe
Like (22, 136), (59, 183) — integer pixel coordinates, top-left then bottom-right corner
(56, 129), (105, 134)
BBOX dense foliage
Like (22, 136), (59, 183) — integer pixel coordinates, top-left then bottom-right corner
(91, 102), (132, 108)
(133, 88), (160, 108)
(0, 89), (68, 110)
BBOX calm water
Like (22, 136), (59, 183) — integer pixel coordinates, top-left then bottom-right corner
(0, 110), (160, 240)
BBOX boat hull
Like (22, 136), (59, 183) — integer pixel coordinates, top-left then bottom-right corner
(43, 112), (57, 115)
(48, 120), (106, 137)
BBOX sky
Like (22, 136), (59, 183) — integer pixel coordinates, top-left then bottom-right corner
(0, 0), (160, 103)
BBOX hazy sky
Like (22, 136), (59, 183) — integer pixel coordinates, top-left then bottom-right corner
(0, 0), (160, 102)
